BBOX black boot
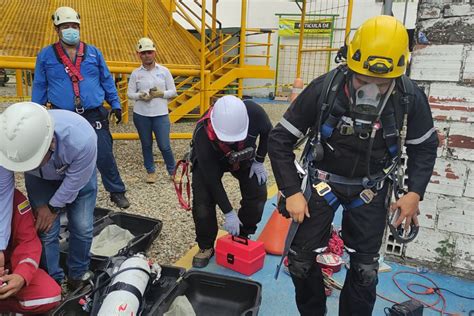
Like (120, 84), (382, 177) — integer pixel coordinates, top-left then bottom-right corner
(110, 192), (130, 209)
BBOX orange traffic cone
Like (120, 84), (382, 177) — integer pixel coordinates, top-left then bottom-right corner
(289, 77), (304, 103)
(257, 205), (292, 255)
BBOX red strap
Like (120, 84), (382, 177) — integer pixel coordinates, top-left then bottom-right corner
(200, 108), (246, 170)
(173, 160), (191, 211)
(54, 42), (84, 99)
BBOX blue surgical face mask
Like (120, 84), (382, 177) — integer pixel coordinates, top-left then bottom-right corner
(61, 28), (80, 45)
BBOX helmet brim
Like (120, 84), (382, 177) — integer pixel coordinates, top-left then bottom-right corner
(0, 116), (54, 172)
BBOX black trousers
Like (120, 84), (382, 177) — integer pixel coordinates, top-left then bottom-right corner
(288, 182), (389, 316)
(79, 106), (126, 194)
(191, 164), (267, 249)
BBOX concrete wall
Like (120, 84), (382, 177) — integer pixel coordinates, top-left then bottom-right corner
(173, 0), (420, 97)
(405, 0), (474, 273)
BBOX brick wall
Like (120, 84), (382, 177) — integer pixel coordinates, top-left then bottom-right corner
(404, 0), (474, 272)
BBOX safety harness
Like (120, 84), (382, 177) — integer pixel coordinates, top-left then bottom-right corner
(200, 110), (248, 171)
(173, 154), (192, 211)
(173, 109), (251, 211)
(53, 41), (86, 114)
(305, 66), (414, 213)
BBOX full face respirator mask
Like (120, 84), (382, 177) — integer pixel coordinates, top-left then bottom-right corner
(349, 80), (395, 136)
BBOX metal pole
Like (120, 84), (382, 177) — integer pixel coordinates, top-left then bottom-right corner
(200, 0), (207, 111)
(143, 0), (148, 36)
(274, 35), (281, 98)
(403, 0), (409, 25)
(345, 0), (354, 40)
(238, 0), (248, 98)
(382, 0), (393, 16)
(212, 0), (217, 43)
(296, 0), (307, 79)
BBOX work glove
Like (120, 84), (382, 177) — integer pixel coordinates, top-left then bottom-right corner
(149, 87), (164, 98)
(138, 92), (153, 101)
(249, 159), (267, 185)
(111, 108), (122, 124)
(223, 210), (242, 236)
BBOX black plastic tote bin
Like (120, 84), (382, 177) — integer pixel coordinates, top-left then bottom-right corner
(151, 271), (262, 316)
(60, 208), (163, 271)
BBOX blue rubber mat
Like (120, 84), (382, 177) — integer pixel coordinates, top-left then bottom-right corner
(192, 195), (474, 315)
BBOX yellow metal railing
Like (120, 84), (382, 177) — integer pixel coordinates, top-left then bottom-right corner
(1, 0), (276, 138)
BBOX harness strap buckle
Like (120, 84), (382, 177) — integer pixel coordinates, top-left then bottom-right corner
(359, 189), (376, 204)
(339, 124), (354, 136)
(316, 169), (329, 181)
(313, 181), (331, 197)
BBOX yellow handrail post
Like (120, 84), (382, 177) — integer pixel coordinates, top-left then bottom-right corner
(200, 0), (207, 113)
(296, 0), (307, 79)
(211, 0), (217, 44)
(143, 0), (149, 37)
(345, 0), (354, 40)
(122, 74), (129, 124)
(219, 32), (224, 67)
(202, 71), (211, 115)
(15, 70), (23, 97)
(266, 32), (272, 67)
(238, 0), (248, 98)
(169, 0), (174, 26)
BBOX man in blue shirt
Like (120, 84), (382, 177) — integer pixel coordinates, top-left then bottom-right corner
(32, 6), (129, 209)
(0, 102), (98, 291)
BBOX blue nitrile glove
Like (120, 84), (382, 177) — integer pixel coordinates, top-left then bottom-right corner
(223, 210), (242, 236)
(249, 159), (267, 185)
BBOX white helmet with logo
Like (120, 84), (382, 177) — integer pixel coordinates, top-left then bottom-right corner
(0, 102), (55, 172)
(52, 7), (81, 26)
(210, 95), (249, 142)
(136, 37), (156, 53)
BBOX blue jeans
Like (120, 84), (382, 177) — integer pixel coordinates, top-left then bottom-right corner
(133, 112), (176, 175)
(24, 171), (97, 282)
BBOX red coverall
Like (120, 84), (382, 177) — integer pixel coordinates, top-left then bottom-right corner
(0, 190), (61, 313)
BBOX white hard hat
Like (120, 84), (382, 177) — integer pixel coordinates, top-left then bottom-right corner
(210, 96), (249, 142)
(136, 37), (156, 53)
(52, 7), (80, 26)
(0, 102), (55, 172)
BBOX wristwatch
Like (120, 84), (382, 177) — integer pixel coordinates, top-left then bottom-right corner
(48, 204), (65, 214)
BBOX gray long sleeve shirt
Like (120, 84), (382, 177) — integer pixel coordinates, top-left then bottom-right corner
(0, 110), (97, 249)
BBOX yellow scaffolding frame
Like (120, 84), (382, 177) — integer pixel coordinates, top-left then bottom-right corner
(0, 0), (276, 140)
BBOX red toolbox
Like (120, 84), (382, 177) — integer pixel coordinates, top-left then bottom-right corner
(216, 234), (266, 276)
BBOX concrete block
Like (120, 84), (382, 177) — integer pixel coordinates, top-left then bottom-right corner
(443, 4), (473, 17)
(437, 196), (474, 235)
(418, 192), (438, 229)
(426, 158), (467, 196)
(446, 121), (474, 160)
(453, 234), (474, 271)
(428, 83), (474, 122)
(411, 45), (463, 81)
(404, 228), (448, 263)
(429, 82), (474, 103)
(463, 48), (474, 83)
(418, 16), (474, 44)
(419, 5), (442, 19)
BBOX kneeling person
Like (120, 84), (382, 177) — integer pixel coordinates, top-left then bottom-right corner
(0, 188), (61, 314)
(190, 96), (272, 268)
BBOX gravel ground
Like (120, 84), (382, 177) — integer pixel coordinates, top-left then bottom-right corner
(0, 84), (289, 265)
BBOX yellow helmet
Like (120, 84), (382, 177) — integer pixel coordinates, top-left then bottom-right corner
(347, 15), (409, 79)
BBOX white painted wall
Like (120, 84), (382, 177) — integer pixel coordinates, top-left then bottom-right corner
(173, 0), (419, 96)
